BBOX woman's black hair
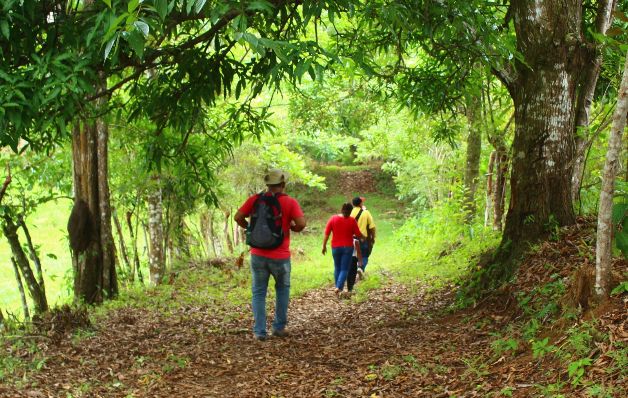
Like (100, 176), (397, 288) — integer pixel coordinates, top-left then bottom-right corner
(341, 203), (353, 217)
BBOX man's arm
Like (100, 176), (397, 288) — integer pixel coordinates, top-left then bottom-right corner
(234, 210), (248, 229)
(291, 216), (306, 232)
(367, 212), (376, 243)
(368, 227), (376, 243)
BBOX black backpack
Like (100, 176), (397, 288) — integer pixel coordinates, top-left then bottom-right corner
(246, 192), (285, 249)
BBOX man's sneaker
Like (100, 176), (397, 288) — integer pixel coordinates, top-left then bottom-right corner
(255, 334), (267, 341)
(357, 268), (364, 280)
(272, 329), (289, 338)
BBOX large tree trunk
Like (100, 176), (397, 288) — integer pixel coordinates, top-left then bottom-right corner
(96, 112), (117, 298)
(71, 101), (118, 303)
(502, 1), (586, 245)
(3, 215), (47, 313)
(571, 0), (615, 202)
(463, 94), (482, 222)
(595, 49), (628, 298)
(147, 173), (165, 285)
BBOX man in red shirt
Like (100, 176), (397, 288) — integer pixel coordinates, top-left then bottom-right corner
(234, 169), (306, 341)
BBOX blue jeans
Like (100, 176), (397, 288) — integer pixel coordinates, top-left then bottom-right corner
(360, 240), (371, 270)
(250, 255), (291, 337)
(332, 246), (353, 290)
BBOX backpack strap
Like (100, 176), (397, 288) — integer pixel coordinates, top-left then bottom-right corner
(355, 209), (364, 221)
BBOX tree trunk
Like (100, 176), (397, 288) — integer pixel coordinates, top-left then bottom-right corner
(223, 209), (234, 254)
(571, 0), (615, 203)
(3, 215), (47, 313)
(11, 257), (30, 320)
(209, 209), (218, 257)
(464, 94), (482, 222)
(493, 148), (508, 231)
(168, 215), (191, 262)
(113, 209), (132, 280)
(200, 211), (210, 250)
(71, 115), (118, 303)
(18, 216), (45, 297)
(484, 151), (496, 227)
(595, 49), (628, 298)
(147, 173), (165, 285)
(503, 1), (586, 245)
(125, 210), (144, 284)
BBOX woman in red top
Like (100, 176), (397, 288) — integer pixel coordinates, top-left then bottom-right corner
(322, 203), (364, 295)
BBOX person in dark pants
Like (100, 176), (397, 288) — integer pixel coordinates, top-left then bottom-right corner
(345, 237), (363, 297)
(322, 203), (363, 296)
(350, 196), (376, 274)
(234, 169), (306, 341)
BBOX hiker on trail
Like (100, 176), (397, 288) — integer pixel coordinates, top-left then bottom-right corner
(351, 196), (376, 273)
(234, 169), (306, 341)
(322, 203), (364, 296)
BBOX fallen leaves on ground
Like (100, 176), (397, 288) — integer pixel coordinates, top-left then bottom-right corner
(1, 218), (626, 397)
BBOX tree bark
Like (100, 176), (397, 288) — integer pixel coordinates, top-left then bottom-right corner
(502, 0), (586, 245)
(464, 94), (482, 222)
(223, 209), (234, 254)
(113, 209), (132, 280)
(71, 111), (118, 303)
(493, 148), (508, 231)
(208, 208), (218, 256)
(595, 49), (628, 298)
(147, 173), (165, 285)
(571, 0), (615, 202)
(484, 151), (496, 227)
(3, 215), (47, 313)
(11, 257), (30, 320)
(97, 112), (117, 298)
(126, 210), (144, 284)
(18, 216), (45, 297)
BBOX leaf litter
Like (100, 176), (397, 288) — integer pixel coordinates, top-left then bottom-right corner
(0, 218), (626, 397)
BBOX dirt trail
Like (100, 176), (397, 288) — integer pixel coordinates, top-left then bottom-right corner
(1, 275), (573, 398)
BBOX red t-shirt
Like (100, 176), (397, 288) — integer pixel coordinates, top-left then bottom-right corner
(239, 193), (304, 259)
(324, 215), (362, 248)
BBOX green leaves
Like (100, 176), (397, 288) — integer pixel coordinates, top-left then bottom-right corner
(128, 0), (140, 13)
(126, 30), (146, 59)
(246, 1), (275, 13)
(612, 202), (628, 258)
(155, 0), (168, 20)
(185, 0), (207, 14)
(195, 0), (207, 14)
(0, 19), (9, 39)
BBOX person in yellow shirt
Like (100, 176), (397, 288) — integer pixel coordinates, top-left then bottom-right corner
(350, 196), (376, 275)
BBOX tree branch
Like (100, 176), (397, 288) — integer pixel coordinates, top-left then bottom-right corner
(0, 165), (12, 205)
